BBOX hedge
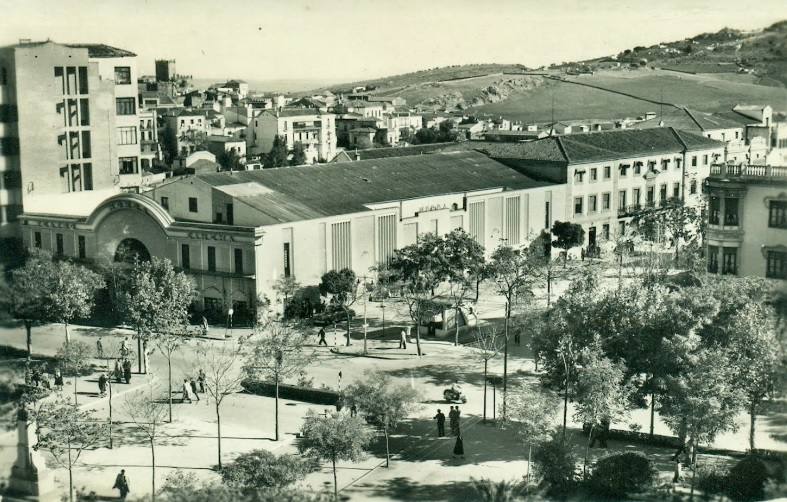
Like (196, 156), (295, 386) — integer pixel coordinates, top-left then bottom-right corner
(241, 379), (339, 406)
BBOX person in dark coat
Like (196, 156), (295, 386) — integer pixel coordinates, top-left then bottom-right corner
(122, 359), (132, 384)
(448, 406), (458, 436)
(453, 434), (464, 458)
(98, 373), (107, 397)
(452, 406), (462, 436)
(113, 469), (129, 500)
(190, 378), (200, 401)
(114, 360), (123, 383)
(318, 328), (328, 346)
(433, 409), (446, 437)
(53, 369), (64, 391)
(198, 369), (206, 393)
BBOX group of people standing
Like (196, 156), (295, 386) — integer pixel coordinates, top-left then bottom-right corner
(433, 406), (464, 458)
(182, 369), (206, 403)
(26, 365), (64, 392)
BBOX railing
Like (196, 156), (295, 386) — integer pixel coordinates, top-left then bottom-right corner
(617, 198), (683, 217)
(710, 163), (787, 180)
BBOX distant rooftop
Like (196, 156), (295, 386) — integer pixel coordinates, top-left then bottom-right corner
(65, 43), (136, 58)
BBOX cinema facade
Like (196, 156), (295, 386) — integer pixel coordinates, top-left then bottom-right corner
(18, 151), (565, 319)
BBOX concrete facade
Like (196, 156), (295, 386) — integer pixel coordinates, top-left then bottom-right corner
(248, 109), (336, 163)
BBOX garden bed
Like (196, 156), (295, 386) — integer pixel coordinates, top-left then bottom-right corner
(241, 379), (339, 406)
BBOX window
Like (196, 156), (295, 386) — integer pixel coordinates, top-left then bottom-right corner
(574, 170), (584, 183)
(469, 201), (485, 242)
(574, 197), (583, 215)
(769, 200), (787, 228)
(71, 164), (82, 191)
(662, 159), (670, 170)
(160, 197), (169, 210)
(646, 186), (655, 206)
(207, 246), (216, 272)
(114, 66), (131, 85)
(603, 166), (611, 179)
(115, 97), (136, 115)
(34, 231), (42, 249)
(602, 193), (610, 210)
(703, 154), (709, 165)
(119, 157), (138, 174)
(707, 245), (719, 273)
(331, 221), (352, 270)
(618, 190), (627, 209)
(215, 211), (223, 224)
(79, 98), (90, 126)
(117, 126), (137, 145)
(60, 166), (70, 193)
(724, 197), (739, 226)
(188, 197), (198, 213)
(634, 162), (642, 175)
(659, 184), (667, 202)
(619, 164), (629, 177)
(766, 251), (787, 279)
(691, 156), (697, 167)
(181, 244), (190, 270)
(55, 233), (64, 256)
(283, 243), (291, 277)
(735, 131), (740, 139)
(602, 224), (610, 241)
(234, 248), (243, 275)
(377, 214), (397, 264)
(722, 247), (737, 275)
(690, 179), (697, 195)
(78, 66), (88, 94)
(589, 195), (597, 212)
(633, 188), (641, 206)
(709, 197), (720, 225)
(672, 182), (680, 199)
(78, 235), (86, 259)
(0, 66), (6, 86)
(2, 171), (21, 189)
(590, 168), (597, 181)
(81, 131), (93, 159)
(544, 201), (550, 230)
(54, 67), (64, 94)
(83, 163), (92, 190)
(226, 203), (234, 225)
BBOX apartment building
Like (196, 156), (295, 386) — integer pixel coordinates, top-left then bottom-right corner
(0, 41), (141, 238)
(705, 163), (787, 279)
(248, 108), (337, 163)
(18, 151), (563, 316)
(473, 128), (725, 250)
(163, 108), (207, 159)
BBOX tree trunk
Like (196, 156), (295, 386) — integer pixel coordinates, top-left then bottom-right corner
(384, 425), (390, 467)
(64, 321), (70, 345)
(502, 301), (509, 419)
(690, 441), (698, 502)
(24, 321), (32, 359)
(749, 401), (756, 451)
(649, 392), (656, 440)
(332, 456), (338, 501)
(584, 425), (593, 479)
(482, 359), (488, 422)
(108, 375), (113, 449)
(527, 443), (532, 486)
(216, 405), (223, 469)
(67, 438), (74, 502)
(474, 278), (481, 302)
(73, 375), (78, 404)
(562, 377), (569, 442)
(137, 334), (143, 374)
(546, 268), (552, 308)
(454, 306), (460, 347)
(345, 310), (351, 346)
(151, 440), (156, 502)
(275, 374), (280, 441)
(167, 359), (173, 423)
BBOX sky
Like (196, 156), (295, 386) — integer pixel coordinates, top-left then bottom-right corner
(3, 0), (786, 83)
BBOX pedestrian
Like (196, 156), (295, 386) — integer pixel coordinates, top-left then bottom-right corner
(112, 469), (130, 500)
(433, 409), (446, 437)
(448, 406), (458, 436)
(120, 337), (129, 358)
(113, 360), (123, 383)
(182, 379), (192, 403)
(31, 368), (41, 387)
(318, 327), (327, 346)
(98, 373), (107, 397)
(599, 418), (609, 448)
(96, 337), (104, 359)
(514, 330), (521, 346)
(453, 406), (462, 435)
(202, 316), (209, 337)
(190, 378), (200, 402)
(350, 404), (357, 417)
(198, 369), (206, 393)
(398, 328), (407, 349)
(53, 369), (64, 391)
(122, 359), (132, 384)
(581, 247), (585, 261)
(453, 434), (465, 458)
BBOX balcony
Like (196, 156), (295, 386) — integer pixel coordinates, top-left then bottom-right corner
(617, 198), (683, 217)
(710, 163), (787, 182)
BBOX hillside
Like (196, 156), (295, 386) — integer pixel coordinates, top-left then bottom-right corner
(320, 21), (787, 122)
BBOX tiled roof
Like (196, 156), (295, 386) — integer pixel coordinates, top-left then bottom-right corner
(261, 108), (324, 118)
(631, 107), (746, 132)
(194, 151), (552, 225)
(65, 43), (136, 58)
(348, 142), (463, 161)
(473, 128), (723, 164)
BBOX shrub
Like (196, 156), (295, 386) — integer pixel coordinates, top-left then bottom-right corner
(533, 437), (577, 495)
(241, 379), (339, 406)
(588, 452), (656, 498)
(470, 478), (524, 502)
(726, 456), (769, 501)
(220, 449), (318, 490)
(696, 465), (728, 495)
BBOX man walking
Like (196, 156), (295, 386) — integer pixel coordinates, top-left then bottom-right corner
(98, 373), (107, 397)
(190, 377), (200, 402)
(318, 327), (328, 346)
(198, 369), (206, 393)
(96, 337), (104, 359)
(113, 469), (129, 500)
(398, 328), (407, 349)
(433, 409), (446, 437)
